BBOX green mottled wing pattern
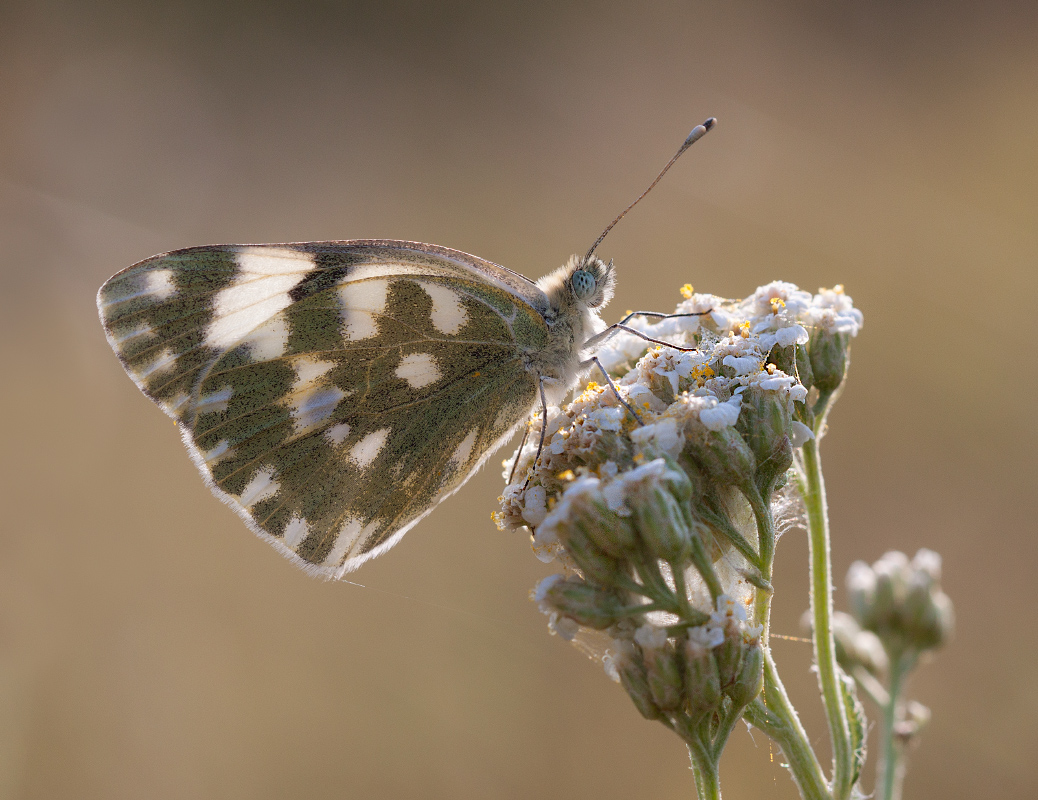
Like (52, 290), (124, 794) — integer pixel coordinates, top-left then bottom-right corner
(98, 241), (547, 577)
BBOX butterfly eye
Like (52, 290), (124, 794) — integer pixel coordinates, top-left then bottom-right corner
(570, 269), (597, 301)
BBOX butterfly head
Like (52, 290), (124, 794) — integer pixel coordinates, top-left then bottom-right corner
(536, 254), (616, 336)
(568, 255), (615, 309)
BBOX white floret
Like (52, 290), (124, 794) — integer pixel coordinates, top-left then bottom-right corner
(699, 396), (743, 430)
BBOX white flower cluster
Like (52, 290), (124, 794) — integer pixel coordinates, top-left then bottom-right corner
(496, 279), (862, 704)
(495, 280), (861, 539)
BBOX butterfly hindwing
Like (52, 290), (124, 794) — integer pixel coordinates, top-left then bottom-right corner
(98, 241), (547, 576)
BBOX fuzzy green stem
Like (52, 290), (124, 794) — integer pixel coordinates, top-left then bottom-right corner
(671, 564), (698, 621)
(688, 535), (724, 602)
(800, 437), (854, 800)
(742, 483), (775, 643)
(633, 543), (673, 600)
(687, 735), (722, 800)
(710, 705), (744, 761)
(745, 652), (831, 800)
(876, 652), (912, 800)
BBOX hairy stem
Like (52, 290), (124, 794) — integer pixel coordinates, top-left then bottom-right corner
(746, 652), (831, 800)
(876, 652), (912, 800)
(687, 735), (722, 800)
(743, 482), (776, 642)
(800, 437), (854, 799)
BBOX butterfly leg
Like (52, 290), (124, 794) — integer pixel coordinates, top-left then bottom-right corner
(519, 378), (552, 489)
(616, 309), (712, 326)
(507, 420), (531, 485)
(581, 356), (643, 425)
(582, 309), (712, 353)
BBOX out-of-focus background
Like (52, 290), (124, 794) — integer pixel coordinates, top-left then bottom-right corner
(2, 1), (1035, 798)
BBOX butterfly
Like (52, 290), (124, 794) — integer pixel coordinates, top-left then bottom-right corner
(96, 119), (715, 579)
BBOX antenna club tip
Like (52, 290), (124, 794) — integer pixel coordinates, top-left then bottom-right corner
(683, 117), (718, 147)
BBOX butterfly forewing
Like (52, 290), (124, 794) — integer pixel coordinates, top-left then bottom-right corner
(98, 241), (547, 576)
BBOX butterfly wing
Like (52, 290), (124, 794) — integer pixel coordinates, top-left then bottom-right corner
(98, 240), (550, 577)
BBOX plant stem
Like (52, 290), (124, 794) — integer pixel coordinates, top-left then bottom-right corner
(746, 652), (831, 800)
(799, 437), (854, 800)
(743, 483), (775, 642)
(687, 736), (722, 800)
(876, 652), (911, 800)
(709, 706), (743, 761)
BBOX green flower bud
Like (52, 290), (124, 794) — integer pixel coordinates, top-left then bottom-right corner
(821, 611), (889, 678)
(736, 383), (795, 490)
(768, 343), (814, 393)
(624, 459), (695, 566)
(907, 589), (954, 651)
(871, 551), (911, 631)
(558, 522), (624, 586)
(635, 625), (685, 712)
(566, 479), (637, 558)
(796, 340), (815, 392)
(808, 328), (850, 394)
(615, 640), (663, 721)
(684, 632), (723, 722)
(846, 560), (878, 627)
(714, 625), (744, 690)
(690, 424), (757, 489)
(725, 637), (764, 709)
(708, 596), (752, 691)
(540, 576), (630, 629)
(536, 479), (627, 586)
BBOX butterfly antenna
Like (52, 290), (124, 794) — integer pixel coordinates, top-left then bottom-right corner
(583, 117), (716, 266)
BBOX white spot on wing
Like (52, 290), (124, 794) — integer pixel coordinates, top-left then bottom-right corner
(196, 386), (233, 415)
(143, 269), (176, 300)
(290, 385), (346, 432)
(283, 515), (310, 549)
(206, 247), (314, 350)
(395, 352), (441, 389)
(238, 466), (280, 507)
(450, 428), (478, 469)
(349, 428), (390, 468)
(339, 279), (389, 340)
(325, 423), (351, 445)
(324, 518), (362, 566)
(245, 313), (290, 360)
(292, 357), (336, 385)
(420, 282), (467, 335)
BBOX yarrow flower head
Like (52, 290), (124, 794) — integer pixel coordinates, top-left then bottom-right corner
(494, 279), (862, 728)
(846, 549), (954, 655)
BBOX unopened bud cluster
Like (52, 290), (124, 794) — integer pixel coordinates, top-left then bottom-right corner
(846, 549), (954, 656)
(603, 597), (764, 724)
(495, 281), (862, 727)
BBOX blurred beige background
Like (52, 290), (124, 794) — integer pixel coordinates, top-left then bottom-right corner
(2, 1), (1035, 798)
